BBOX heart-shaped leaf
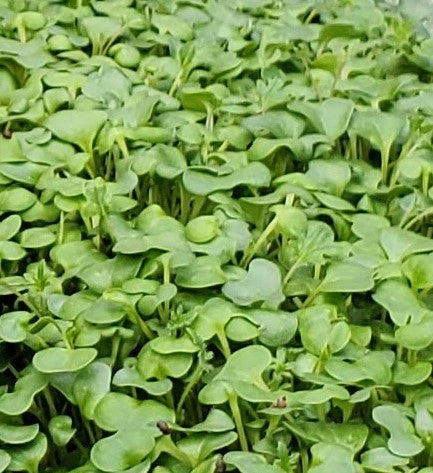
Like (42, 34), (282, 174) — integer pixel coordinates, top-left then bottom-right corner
(373, 405), (424, 457)
(33, 348), (97, 373)
(48, 416), (76, 447)
(222, 259), (284, 308)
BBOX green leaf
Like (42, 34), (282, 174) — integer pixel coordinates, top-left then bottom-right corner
(92, 393), (174, 472)
(247, 309), (297, 347)
(20, 228), (56, 248)
(224, 452), (285, 473)
(306, 159), (351, 196)
(393, 361), (432, 385)
(45, 110), (107, 154)
(199, 346), (273, 404)
(289, 98), (354, 140)
(0, 369), (47, 415)
(6, 433), (47, 473)
(402, 253), (433, 290)
(175, 256), (227, 288)
(0, 421), (39, 445)
(298, 306), (350, 356)
(361, 447), (409, 473)
(186, 216), (219, 243)
(48, 416), (76, 447)
(0, 215), (21, 241)
(350, 111), (406, 156)
(73, 362), (111, 420)
(373, 279), (423, 326)
(0, 241), (26, 261)
(0, 451), (10, 473)
(183, 163), (271, 196)
(373, 405), (424, 457)
(0, 188), (37, 212)
(308, 443), (357, 473)
(321, 262), (374, 293)
(113, 359), (172, 396)
(379, 227), (433, 262)
(33, 348), (97, 373)
(0, 311), (32, 343)
(395, 314), (433, 350)
(325, 351), (395, 385)
(153, 144), (187, 179)
(222, 259), (284, 308)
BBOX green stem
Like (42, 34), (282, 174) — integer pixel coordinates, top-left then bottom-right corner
(58, 211), (65, 245)
(228, 392), (248, 452)
(84, 418), (95, 444)
(305, 8), (318, 23)
(408, 349), (417, 365)
(302, 283), (322, 308)
(162, 258), (171, 324)
(283, 254), (305, 285)
(381, 146), (390, 184)
(158, 436), (192, 466)
(265, 415), (280, 438)
(110, 336), (120, 368)
(129, 307), (154, 339)
(403, 207), (433, 231)
(316, 403), (326, 422)
(17, 20), (26, 43)
(217, 330), (231, 359)
(176, 364), (203, 417)
(179, 184), (189, 225)
(240, 216), (278, 268)
(190, 196), (206, 220)
(169, 68), (184, 97)
(43, 388), (57, 418)
(422, 169), (430, 196)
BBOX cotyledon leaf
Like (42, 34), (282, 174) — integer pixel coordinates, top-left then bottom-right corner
(182, 163), (271, 196)
(72, 362), (111, 420)
(222, 259), (284, 308)
(0, 369), (47, 415)
(44, 110), (107, 154)
(373, 405), (424, 457)
(33, 348), (97, 373)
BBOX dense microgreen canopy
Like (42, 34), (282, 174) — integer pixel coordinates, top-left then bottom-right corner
(1, 0), (433, 472)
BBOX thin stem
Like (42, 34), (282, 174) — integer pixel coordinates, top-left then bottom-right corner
(158, 436), (192, 466)
(217, 330), (231, 359)
(58, 211), (65, 245)
(110, 336), (120, 368)
(265, 415), (280, 438)
(162, 258), (171, 324)
(84, 418), (96, 444)
(43, 388), (57, 418)
(190, 196), (206, 220)
(422, 169), (430, 196)
(403, 207), (433, 231)
(179, 184), (189, 225)
(228, 392), (248, 452)
(305, 8), (318, 23)
(283, 255), (304, 285)
(128, 307), (154, 339)
(176, 364), (203, 417)
(240, 216), (278, 268)
(381, 147), (390, 184)
(169, 68), (184, 97)
(302, 283), (322, 308)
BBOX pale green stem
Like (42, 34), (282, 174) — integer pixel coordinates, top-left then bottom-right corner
(176, 364), (203, 417)
(240, 216), (278, 268)
(228, 392), (248, 452)
(217, 330), (231, 359)
(403, 207), (433, 231)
